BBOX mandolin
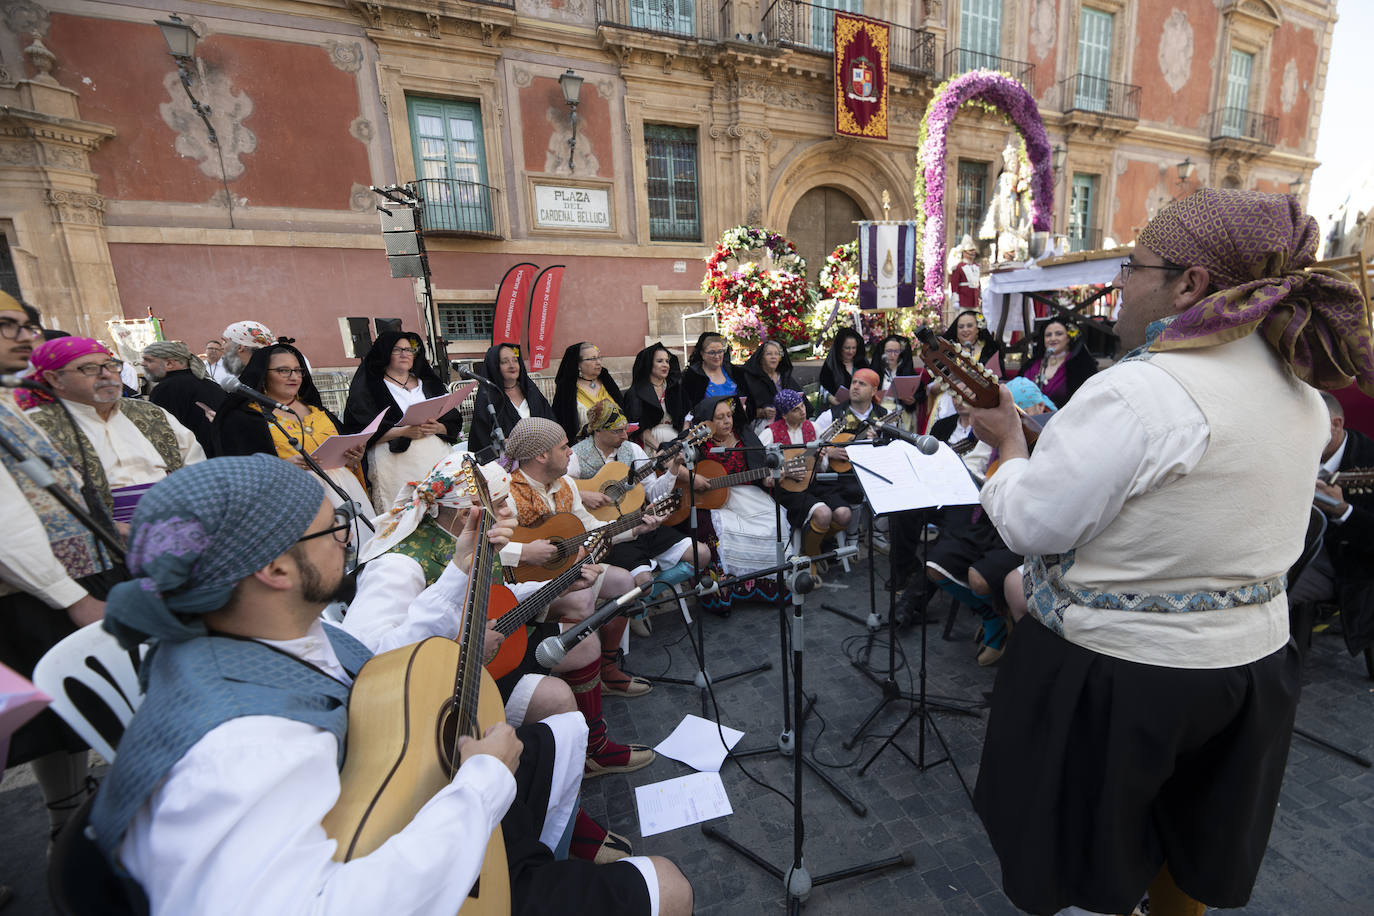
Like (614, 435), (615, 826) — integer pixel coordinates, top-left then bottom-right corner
(576, 424), (709, 521)
(777, 416), (845, 493)
(323, 458), (512, 915)
(914, 327), (1042, 450)
(662, 454), (806, 527)
(485, 531), (610, 680)
(508, 490), (682, 584)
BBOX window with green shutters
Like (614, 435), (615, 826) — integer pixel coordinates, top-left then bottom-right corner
(959, 0), (1002, 72)
(1075, 8), (1114, 111)
(406, 97), (493, 234)
(1221, 50), (1254, 138)
(439, 303), (496, 341)
(629, 0), (695, 36)
(807, 0), (863, 53)
(1068, 174), (1099, 252)
(645, 125), (701, 242)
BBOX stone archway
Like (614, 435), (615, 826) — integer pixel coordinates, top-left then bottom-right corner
(786, 186), (866, 283)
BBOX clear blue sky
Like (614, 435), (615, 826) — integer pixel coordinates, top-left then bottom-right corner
(1307, 0), (1372, 226)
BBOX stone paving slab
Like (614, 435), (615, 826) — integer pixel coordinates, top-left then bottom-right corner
(2, 554), (1372, 914)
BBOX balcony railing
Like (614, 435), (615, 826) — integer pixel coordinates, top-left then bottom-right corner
(944, 47), (1033, 87)
(1060, 74), (1140, 120)
(891, 24), (936, 75)
(412, 178), (501, 237)
(463, 0), (514, 8)
(595, 0), (717, 40)
(762, 0), (837, 54)
(1209, 107), (1277, 145)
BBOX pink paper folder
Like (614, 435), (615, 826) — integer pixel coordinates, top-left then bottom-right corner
(886, 373), (925, 402)
(396, 382), (477, 427)
(0, 663), (51, 778)
(833, 387), (850, 403)
(309, 410), (386, 470)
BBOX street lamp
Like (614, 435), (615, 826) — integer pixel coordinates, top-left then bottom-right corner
(558, 68), (583, 174)
(1176, 156), (1196, 185)
(156, 13), (217, 145)
(1289, 174), (1306, 197)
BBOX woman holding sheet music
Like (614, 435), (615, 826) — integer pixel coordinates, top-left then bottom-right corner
(343, 331), (462, 512)
(871, 334), (921, 430)
(212, 343), (371, 520)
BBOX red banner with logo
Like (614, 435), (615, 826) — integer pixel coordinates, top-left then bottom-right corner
(834, 13), (889, 140)
(527, 265), (565, 372)
(492, 262), (538, 348)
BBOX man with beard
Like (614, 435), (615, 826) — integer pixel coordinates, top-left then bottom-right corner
(219, 320), (275, 376)
(23, 337), (204, 515)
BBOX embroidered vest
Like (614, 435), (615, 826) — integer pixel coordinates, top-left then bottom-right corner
(88, 624), (373, 865)
(388, 515), (455, 588)
(767, 418), (815, 445)
(570, 437), (637, 479)
(0, 399), (111, 594)
(29, 399), (185, 512)
(508, 468), (576, 527)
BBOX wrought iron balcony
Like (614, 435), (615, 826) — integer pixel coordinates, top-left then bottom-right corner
(1060, 74), (1140, 120)
(1209, 107), (1277, 145)
(762, 0), (839, 54)
(595, 0), (718, 40)
(891, 24), (936, 75)
(944, 47), (1033, 87)
(411, 178), (501, 238)
(463, 0), (514, 8)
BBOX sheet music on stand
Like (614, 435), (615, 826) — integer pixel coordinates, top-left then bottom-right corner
(844, 441), (980, 513)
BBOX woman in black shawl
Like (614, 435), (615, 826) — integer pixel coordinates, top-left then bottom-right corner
(680, 332), (737, 407)
(739, 339), (800, 428)
(941, 309), (1001, 368)
(213, 342), (372, 518)
(869, 334), (922, 427)
(623, 342), (686, 436)
(552, 341), (623, 443)
(817, 327), (868, 405)
(342, 331), (461, 512)
(468, 342), (554, 457)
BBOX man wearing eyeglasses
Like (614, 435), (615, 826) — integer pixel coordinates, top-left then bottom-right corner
(24, 336), (204, 517)
(0, 296), (125, 905)
(968, 190), (1374, 916)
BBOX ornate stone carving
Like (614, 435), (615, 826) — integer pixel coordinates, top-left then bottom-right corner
(45, 189), (105, 226)
(3, 0), (49, 38)
(512, 66), (533, 88)
(480, 22), (506, 47)
(326, 40), (364, 73)
(349, 182), (373, 212)
(349, 116), (373, 144)
(42, 143), (83, 169)
(0, 65), (12, 86)
(1279, 59), (1298, 113)
(353, 1), (383, 29)
(1158, 10), (1194, 95)
(24, 34), (57, 85)
(595, 79), (614, 100)
(661, 52), (675, 75)
(0, 141), (38, 164)
(159, 69), (257, 180)
(745, 154), (761, 225)
(425, 12), (440, 39)
(393, 10), (416, 30)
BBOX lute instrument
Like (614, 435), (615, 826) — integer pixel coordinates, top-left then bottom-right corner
(576, 424), (709, 521)
(1320, 466), (1374, 496)
(508, 490), (682, 583)
(323, 458), (512, 915)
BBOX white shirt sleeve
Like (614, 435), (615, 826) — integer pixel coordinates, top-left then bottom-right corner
(979, 362), (1210, 556)
(342, 554), (428, 650)
(0, 463), (88, 608)
(120, 716), (515, 916)
(370, 562), (473, 654)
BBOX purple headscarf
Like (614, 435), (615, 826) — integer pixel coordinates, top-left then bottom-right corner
(1139, 189), (1373, 395)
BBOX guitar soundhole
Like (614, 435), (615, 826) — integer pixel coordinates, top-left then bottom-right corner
(436, 697), (460, 775)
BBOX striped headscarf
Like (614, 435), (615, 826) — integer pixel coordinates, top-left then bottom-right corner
(142, 340), (209, 379)
(1140, 189), (1373, 395)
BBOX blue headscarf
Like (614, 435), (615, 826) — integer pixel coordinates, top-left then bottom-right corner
(1006, 377), (1058, 414)
(103, 455), (325, 650)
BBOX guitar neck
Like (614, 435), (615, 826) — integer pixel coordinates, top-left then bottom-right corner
(456, 518), (496, 745)
(707, 466), (770, 490)
(496, 552), (599, 636)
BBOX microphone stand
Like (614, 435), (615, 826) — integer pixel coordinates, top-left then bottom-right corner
(702, 551), (913, 912)
(257, 408), (375, 539)
(727, 443), (867, 815)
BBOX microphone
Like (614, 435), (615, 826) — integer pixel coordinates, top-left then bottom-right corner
(535, 584), (647, 668)
(453, 365), (500, 390)
(874, 425), (941, 455)
(220, 375), (292, 412)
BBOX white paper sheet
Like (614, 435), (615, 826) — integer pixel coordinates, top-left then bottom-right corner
(309, 409), (386, 470)
(634, 771), (734, 837)
(653, 714), (744, 773)
(844, 441), (981, 513)
(396, 382), (477, 426)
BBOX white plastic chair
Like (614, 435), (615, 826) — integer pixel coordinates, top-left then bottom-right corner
(32, 622), (143, 763)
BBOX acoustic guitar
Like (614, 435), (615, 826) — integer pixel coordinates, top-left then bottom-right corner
(486, 531), (610, 680)
(323, 458), (511, 915)
(508, 490), (682, 584)
(576, 424), (709, 521)
(824, 410), (905, 473)
(662, 454), (806, 527)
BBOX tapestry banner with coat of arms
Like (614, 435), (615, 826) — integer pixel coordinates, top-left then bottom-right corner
(833, 12), (889, 140)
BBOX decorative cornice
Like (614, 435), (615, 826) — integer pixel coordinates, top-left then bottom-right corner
(0, 112), (116, 152)
(46, 188), (106, 226)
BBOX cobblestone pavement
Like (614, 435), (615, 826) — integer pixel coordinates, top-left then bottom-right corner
(3, 554), (1371, 915)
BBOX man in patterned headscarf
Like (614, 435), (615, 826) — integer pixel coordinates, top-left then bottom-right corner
(219, 320), (274, 376)
(968, 190), (1373, 916)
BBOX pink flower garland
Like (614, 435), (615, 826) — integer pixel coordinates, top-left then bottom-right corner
(915, 69), (1054, 306)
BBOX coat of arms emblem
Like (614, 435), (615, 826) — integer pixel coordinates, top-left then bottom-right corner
(847, 55), (877, 102)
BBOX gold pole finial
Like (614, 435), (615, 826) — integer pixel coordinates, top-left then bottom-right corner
(881, 189), (890, 220)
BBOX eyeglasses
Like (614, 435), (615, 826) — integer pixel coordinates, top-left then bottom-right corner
(703, 349), (726, 358)
(296, 508), (352, 545)
(268, 367), (306, 378)
(579, 352), (601, 362)
(1118, 259), (1185, 281)
(392, 346), (416, 354)
(0, 319), (43, 340)
(58, 359), (123, 378)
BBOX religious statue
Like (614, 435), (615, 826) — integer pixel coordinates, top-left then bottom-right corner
(979, 139), (1032, 257)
